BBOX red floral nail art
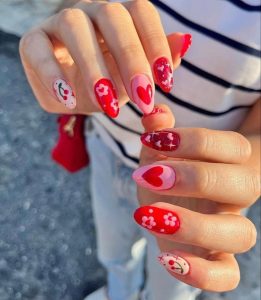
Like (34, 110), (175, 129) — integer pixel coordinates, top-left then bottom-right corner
(153, 57), (173, 93)
(134, 206), (180, 234)
(94, 78), (119, 118)
(180, 34), (192, 58)
(141, 131), (180, 151)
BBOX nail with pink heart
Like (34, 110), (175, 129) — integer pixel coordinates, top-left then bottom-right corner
(132, 164), (176, 190)
(131, 74), (154, 114)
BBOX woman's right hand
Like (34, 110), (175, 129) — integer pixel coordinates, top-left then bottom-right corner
(19, 0), (191, 117)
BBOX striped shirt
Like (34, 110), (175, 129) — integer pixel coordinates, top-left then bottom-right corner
(92, 0), (261, 169)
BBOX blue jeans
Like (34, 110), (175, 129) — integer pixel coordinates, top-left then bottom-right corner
(88, 131), (200, 300)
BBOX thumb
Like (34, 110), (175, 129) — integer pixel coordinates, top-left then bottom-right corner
(140, 104), (175, 165)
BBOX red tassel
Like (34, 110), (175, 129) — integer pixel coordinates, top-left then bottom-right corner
(51, 115), (89, 173)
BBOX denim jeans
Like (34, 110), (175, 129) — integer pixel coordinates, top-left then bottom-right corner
(88, 131), (200, 300)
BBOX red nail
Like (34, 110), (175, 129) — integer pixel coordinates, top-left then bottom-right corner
(141, 131), (180, 151)
(153, 57), (174, 93)
(134, 206), (180, 234)
(180, 34), (192, 58)
(94, 78), (119, 118)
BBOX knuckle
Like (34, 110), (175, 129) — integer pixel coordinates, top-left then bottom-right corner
(57, 8), (85, 29)
(19, 31), (38, 55)
(231, 132), (252, 161)
(193, 128), (211, 157)
(241, 218), (257, 251)
(96, 2), (128, 21)
(249, 171), (261, 200)
(192, 164), (216, 196)
(120, 42), (143, 58)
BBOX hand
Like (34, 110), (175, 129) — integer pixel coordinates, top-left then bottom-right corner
(132, 104), (260, 292)
(19, 0), (191, 117)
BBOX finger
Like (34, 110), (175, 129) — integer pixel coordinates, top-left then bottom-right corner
(134, 204), (257, 253)
(141, 128), (252, 164)
(77, 1), (155, 114)
(157, 250), (240, 292)
(132, 161), (260, 207)
(19, 29), (77, 110)
(140, 104), (175, 165)
(42, 8), (120, 118)
(125, 1), (174, 93)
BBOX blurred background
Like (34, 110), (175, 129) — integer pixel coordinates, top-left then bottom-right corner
(0, 1), (260, 300)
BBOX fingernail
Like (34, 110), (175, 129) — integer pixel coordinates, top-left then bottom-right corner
(153, 57), (173, 93)
(94, 78), (119, 118)
(53, 79), (76, 109)
(158, 252), (190, 275)
(180, 34), (192, 58)
(132, 164), (175, 190)
(133, 206), (180, 234)
(141, 131), (180, 151)
(131, 74), (154, 114)
(143, 106), (164, 117)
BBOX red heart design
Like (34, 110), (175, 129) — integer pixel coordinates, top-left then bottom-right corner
(137, 84), (152, 105)
(142, 166), (163, 187)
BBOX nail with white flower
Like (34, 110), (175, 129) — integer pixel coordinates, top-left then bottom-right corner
(142, 216), (157, 229)
(53, 79), (76, 109)
(134, 206), (180, 234)
(164, 213), (177, 227)
(94, 78), (119, 118)
(158, 252), (190, 275)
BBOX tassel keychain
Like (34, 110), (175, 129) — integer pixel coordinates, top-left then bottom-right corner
(51, 115), (90, 173)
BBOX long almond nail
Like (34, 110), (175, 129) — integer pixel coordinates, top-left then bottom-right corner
(158, 252), (190, 275)
(153, 57), (173, 93)
(53, 79), (76, 109)
(131, 74), (154, 114)
(180, 34), (192, 58)
(94, 78), (119, 118)
(132, 164), (175, 190)
(141, 131), (180, 151)
(134, 206), (180, 234)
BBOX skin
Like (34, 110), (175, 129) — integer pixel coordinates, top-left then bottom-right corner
(19, 0), (261, 293)
(137, 101), (260, 291)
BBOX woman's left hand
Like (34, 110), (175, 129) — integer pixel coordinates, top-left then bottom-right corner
(132, 104), (260, 292)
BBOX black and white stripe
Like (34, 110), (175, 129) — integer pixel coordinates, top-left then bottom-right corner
(92, 0), (261, 168)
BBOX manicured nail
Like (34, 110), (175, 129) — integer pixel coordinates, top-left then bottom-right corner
(134, 206), (180, 234)
(143, 106), (164, 117)
(180, 34), (192, 58)
(53, 79), (76, 109)
(132, 164), (175, 190)
(141, 131), (180, 151)
(158, 253), (190, 275)
(94, 78), (119, 118)
(153, 57), (173, 93)
(131, 74), (154, 114)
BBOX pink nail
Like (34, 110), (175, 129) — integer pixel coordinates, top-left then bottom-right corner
(53, 79), (76, 109)
(131, 74), (154, 114)
(132, 164), (175, 190)
(158, 252), (190, 275)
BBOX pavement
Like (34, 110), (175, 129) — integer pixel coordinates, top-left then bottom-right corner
(0, 30), (260, 300)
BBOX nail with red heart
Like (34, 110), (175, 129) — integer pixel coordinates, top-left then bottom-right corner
(94, 78), (119, 118)
(153, 57), (173, 93)
(132, 164), (175, 190)
(131, 74), (154, 114)
(180, 34), (192, 58)
(158, 252), (190, 275)
(53, 79), (76, 109)
(133, 206), (180, 234)
(141, 131), (180, 151)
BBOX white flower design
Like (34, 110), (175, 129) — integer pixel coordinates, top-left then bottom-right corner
(96, 83), (109, 97)
(163, 213), (177, 227)
(142, 216), (156, 229)
(110, 98), (118, 111)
